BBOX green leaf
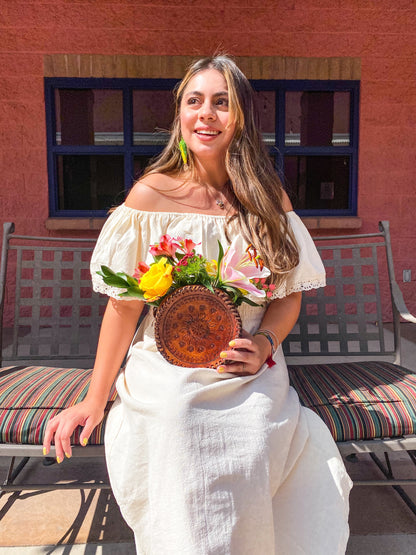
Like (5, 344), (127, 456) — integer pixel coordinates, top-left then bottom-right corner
(120, 287), (145, 299)
(125, 274), (139, 287)
(101, 275), (130, 287)
(239, 296), (261, 307)
(98, 265), (116, 277)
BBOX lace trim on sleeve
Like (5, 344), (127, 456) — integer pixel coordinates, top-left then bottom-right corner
(269, 276), (326, 300)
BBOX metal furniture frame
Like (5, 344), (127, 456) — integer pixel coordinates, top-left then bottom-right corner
(284, 221), (416, 514)
(1, 220), (415, 515)
(0, 222), (108, 495)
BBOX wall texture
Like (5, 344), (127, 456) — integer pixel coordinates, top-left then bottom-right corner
(0, 0), (415, 317)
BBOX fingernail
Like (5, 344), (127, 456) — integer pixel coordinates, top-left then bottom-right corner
(220, 351), (227, 358)
(56, 456), (62, 464)
(81, 438), (88, 446)
(229, 340), (236, 347)
(217, 366), (226, 373)
(43, 447), (47, 456)
(65, 452), (71, 459)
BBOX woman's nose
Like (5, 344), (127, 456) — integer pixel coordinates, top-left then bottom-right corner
(199, 101), (215, 120)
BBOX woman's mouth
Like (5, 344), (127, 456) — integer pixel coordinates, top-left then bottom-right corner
(195, 129), (221, 136)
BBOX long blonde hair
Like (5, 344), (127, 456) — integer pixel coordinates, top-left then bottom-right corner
(144, 55), (299, 283)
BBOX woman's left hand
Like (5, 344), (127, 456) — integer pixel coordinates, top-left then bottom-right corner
(216, 330), (272, 375)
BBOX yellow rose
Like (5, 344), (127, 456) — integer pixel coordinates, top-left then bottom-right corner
(206, 259), (218, 277)
(139, 257), (173, 300)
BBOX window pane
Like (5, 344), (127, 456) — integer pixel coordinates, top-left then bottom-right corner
(285, 91), (350, 146)
(55, 89), (123, 146)
(284, 155), (350, 210)
(57, 155), (125, 210)
(253, 90), (275, 145)
(133, 90), (174, 145)
(133, 155), (156, 180)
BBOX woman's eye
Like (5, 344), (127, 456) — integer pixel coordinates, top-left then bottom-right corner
(187, 97), (200, 105)
(216, 98), (229, 107)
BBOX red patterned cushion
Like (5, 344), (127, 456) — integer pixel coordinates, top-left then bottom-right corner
(288, 361), (416, 442)
(0, 365), (117, 445)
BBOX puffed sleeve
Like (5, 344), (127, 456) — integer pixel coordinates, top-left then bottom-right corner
(90, 204), (150, 300)
(270, 211), (326, 299)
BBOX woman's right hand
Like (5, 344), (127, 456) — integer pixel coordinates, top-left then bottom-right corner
(42, 399), (105, 463)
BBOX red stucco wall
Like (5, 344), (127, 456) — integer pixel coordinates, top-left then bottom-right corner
(0, 0), (415, 317)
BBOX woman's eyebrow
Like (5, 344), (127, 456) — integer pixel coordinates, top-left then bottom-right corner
(184, 91), (229, 98)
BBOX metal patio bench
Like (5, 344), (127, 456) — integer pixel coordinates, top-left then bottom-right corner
(0, 222), (111, 494)
(1, 220), (415, 515)
(284, 221), (416, 514)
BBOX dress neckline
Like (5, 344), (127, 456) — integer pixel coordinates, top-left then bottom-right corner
(122, 203), (229, 219)
(121, 203), (295, 219)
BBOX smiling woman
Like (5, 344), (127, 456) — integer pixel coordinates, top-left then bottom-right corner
(43, 55), (352, 555)
(180, 70), (235, 164)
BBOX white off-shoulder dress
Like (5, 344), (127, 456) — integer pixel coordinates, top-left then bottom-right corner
(91, 204), (352, 555)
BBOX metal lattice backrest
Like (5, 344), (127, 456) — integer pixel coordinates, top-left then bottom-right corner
(0, 223), (107, 365)
(283, 222), (397, 359)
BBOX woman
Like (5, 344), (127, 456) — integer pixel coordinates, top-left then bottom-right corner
(44, 55), (352, 554)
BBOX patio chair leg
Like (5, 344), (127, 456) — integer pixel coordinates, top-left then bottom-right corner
(370, 452), (416, 516)
(1, 456), (30, 498)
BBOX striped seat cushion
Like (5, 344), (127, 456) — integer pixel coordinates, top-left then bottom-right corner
(0, 365), (117, 445)
(287, 361), (416, 442)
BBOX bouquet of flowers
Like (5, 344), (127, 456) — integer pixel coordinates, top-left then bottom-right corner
(97, 235), (274, 368)
(97, 234), (274, 307)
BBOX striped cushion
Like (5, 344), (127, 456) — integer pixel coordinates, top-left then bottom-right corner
(288, 361), (416, 442)
(0, 365), (117, 445)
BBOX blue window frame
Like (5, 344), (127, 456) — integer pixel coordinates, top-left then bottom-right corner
(45, 78), (359, 217)
(251, 80), (360, 216)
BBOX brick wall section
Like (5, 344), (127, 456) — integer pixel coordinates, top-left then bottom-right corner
(0, 1), (415, 318)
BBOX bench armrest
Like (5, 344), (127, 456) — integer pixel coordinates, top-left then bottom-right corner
(392, 281), (416, 324)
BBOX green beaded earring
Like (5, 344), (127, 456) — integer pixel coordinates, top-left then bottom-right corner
(179, 137), (189, 170)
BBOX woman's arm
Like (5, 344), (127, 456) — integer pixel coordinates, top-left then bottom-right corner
(217, 292), (302, 375)
(43, 297), (144, 462)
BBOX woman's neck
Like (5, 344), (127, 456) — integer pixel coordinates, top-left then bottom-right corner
(192, 158), (229, 191)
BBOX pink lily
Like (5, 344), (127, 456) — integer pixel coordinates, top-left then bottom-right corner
(219, 236), (270, 297)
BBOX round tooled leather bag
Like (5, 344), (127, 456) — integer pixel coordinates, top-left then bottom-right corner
(154, 285), (242, 368)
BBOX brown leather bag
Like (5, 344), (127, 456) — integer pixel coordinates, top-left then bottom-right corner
(154, 285), (242, 368)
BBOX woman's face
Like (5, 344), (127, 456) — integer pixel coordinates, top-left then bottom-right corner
(180, 68), (236, 164)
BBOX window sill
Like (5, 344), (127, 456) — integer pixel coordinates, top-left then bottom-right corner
(45, 218), (106, 231)
(302, 216), (362, 230)
(46, 216), (362, 232)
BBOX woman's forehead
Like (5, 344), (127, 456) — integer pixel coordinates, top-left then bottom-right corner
(183, 69), (228, 95)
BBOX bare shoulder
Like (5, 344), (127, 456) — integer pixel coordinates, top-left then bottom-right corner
(281, 189), (293, 212)
(125, 173), (179, 211)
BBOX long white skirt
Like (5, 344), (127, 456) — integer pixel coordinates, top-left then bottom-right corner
(105, 320), (352, 555)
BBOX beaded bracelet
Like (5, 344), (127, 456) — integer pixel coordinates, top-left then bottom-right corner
(254, 329), (279, 368)
(254, 328), (279, 352)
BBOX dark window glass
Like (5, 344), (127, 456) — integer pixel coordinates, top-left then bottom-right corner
(133, 155), (156, 181)
(285, 91), (350, 147)
(55, 89), (123, 146)
(57, 155), (125, 210)
(133, 90), (174, 145)
(284, 155), (350, 210)
(46, 78), (358, 216)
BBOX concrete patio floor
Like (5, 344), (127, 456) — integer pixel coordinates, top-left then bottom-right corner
(1, 323), (415, 553)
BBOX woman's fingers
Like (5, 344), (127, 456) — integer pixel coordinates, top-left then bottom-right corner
(217, 331), (268, 375)
(42, 416), (58, 456)
(42, 404), (102, 463)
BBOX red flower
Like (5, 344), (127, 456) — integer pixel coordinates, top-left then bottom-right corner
(133, 261), (150, 279)
(149, 235), (180, 258)
(182, 238), (199, 254)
